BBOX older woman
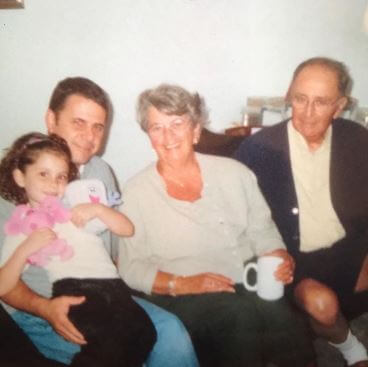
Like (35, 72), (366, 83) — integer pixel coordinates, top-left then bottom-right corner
(118, 84), (315, 367)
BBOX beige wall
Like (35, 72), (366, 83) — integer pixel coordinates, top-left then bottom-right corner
(1, 0), (367, 182)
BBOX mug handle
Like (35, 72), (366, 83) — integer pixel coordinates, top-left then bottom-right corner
(242, 262), (258, 291)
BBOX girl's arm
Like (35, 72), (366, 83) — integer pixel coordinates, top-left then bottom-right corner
(0, 228), (56, 296)
(0, 245), (29, 296)
(71, 203), (134, 237)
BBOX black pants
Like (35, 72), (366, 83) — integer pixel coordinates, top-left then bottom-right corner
(134, 285), (315, 367)
(0, 304), (65, 367)
(53, 278), (156, 367)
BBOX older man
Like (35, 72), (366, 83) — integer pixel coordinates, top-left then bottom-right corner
(235, 57), (368, 367)
(0, 77), (199, 366)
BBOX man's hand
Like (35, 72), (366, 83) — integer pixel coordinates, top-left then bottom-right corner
(41, 295), (87, 345)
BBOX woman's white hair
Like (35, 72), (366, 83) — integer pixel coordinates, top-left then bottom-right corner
(136, 83), (209, 132)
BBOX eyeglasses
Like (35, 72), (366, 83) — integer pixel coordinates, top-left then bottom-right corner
(147, 118), (191, 136)
(291, 94), (342, 112)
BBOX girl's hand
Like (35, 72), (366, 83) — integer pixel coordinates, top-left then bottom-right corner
(264, 248), (295, 284)
(21, 228), (57, 256)
(70, 203), (101, 228)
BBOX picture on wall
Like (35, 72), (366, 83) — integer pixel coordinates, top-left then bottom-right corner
(0, 0), (24, 9)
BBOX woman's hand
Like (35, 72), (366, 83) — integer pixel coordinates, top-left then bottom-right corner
(174, 273), (235, 295)
(263, 248), (295, 284)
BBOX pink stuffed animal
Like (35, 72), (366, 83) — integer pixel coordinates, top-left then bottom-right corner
(4, 196), (74, 267)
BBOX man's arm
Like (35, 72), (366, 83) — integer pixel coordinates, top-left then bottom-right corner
(1, 280), (87, 344)
(0, 196), (87, 344)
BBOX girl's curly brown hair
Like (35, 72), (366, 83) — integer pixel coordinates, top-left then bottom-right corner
(0, 132), (79, 205)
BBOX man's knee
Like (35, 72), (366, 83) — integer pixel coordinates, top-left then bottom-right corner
(294, 278), (339, 326)
(12, 311), (79, 365)
(295, 279), (339, 324)
(145, 309), (199, 367)
(155, 311), (189, 341)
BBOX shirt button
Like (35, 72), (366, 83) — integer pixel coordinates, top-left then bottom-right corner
(291, 207), (299, 215)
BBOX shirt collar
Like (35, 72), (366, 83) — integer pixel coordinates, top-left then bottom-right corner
(288, 120), (332, 154)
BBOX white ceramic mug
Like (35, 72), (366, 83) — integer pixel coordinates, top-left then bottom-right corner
(242, 256), (284, 301)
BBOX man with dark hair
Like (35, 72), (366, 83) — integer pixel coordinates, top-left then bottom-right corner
(48, 77), (110, 115)
(235, 57), (368, 367)
(0, 77), (199, 367)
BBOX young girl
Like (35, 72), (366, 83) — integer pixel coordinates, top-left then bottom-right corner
(0, 132), (156, 367)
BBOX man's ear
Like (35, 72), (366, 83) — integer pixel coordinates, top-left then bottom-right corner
(45, 109), (57, 134)
(333, 97), (348, 119)
(285, 87), (292, 105)
(13, 169), (25, 188)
